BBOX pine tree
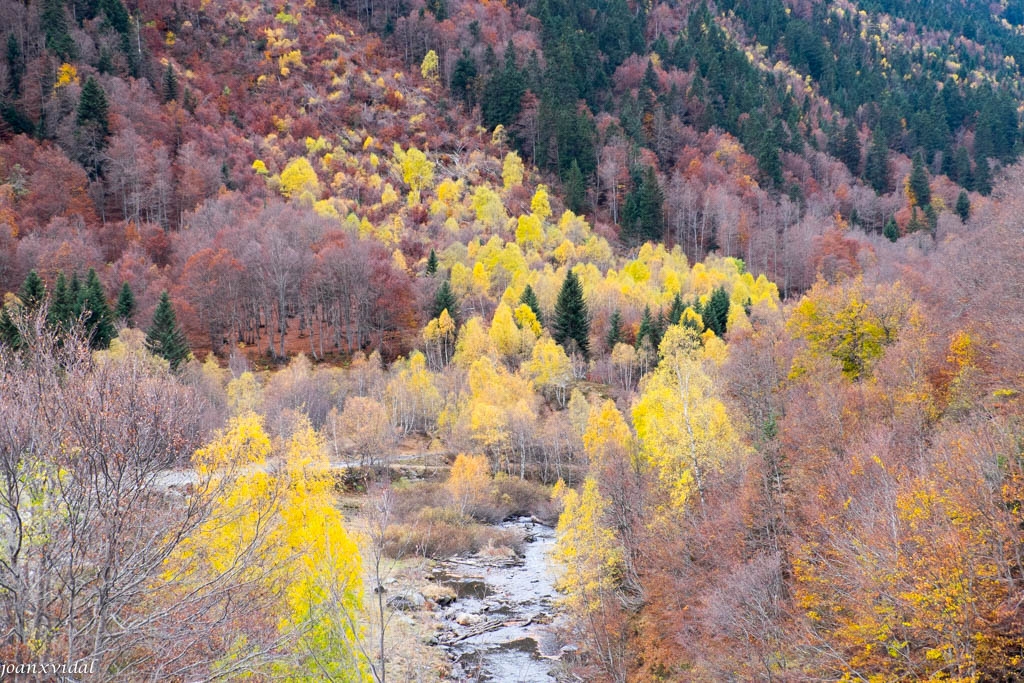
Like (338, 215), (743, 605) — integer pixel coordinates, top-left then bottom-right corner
(6, 34), (23, 96)
(77, 77), (110, 137)
(68, 272), (83, 320)
(906, 206), (923, 234)
(451, 49), (478, 108)
(162, 62), (179, 103)
(98, 0), (131, 39)
(48, 271), (73, 331)
(425, 249), (439, 276)
(431, 279), (459, 323)
(864, 128), (890, 195)
(481, 41), (525, 130)
(908, 150), (931, 207)
(0, 305), (20, 349)
(552, 270), (590, 358)
(668, 293), (685, 325)
(622, 166), (664, 245)
(81, 268), (115, 349)
(564, 160), (587, 214)
(115, 281), (136, 326)
(519, 284), (543, 327)
(636, 306), (663, 351)
(883, 217), (899, 242)
(955, 190), (971, 223)
(704, 286), (730, 337)
(923, 203), (938, 235)
(42, 0), (77, 60)
(605, 309), (622, 349)
(974, 154), (992, 196)
(146, 291), (190, 370)
(952, 147), (973, 190)
(17, 270), (47, 313)
(837, 119), (861, 175)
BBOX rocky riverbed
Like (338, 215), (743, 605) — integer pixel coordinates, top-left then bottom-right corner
(426, 518), (572, 682)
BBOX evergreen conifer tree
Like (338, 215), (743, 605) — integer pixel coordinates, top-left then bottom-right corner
(864, 128), (890, 194)
(704, 286), (730, 337)
(42, 0), (77, 60)
(838, 119), (861, 175)
(906, 206), (923, 233)
(146, 291), (190, 370)
(563, 160), (587, 214)
(883, 217), (899, 242)
(481, 41), (525, 129)
(6, 34), (23, 96)
(519, 284), (543, 327)
(115, 281), (136, 326)
(431, 279), (459, 323)
(638, 309), (663, 352)
(451, 49), (478, 107)
(77, 77), (110, 136)
(17, 270), (46, 313)
(668, 293), (685, 325)
(955, 190), (971, 223)
(425, 249), (439, 276)
(162, 63), (179, 103)
(924, 203), (938, 234)
(81, 268), (115, 349)
(552, 270), (590, 358)
(48, 272), (72, 332)
(622, 166), (664, 245)
(909, 150), (931, 206)
(0, 305), (20, 349)
(952, 146), (973, 190)
(974, 154), (992, 195)
(605, 309), (622, 349)
(68, 272), (83, 319)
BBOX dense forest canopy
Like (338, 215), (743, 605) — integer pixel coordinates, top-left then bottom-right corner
(0, 0), (1022, 680)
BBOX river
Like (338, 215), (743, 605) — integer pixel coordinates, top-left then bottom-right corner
(429, 519), (570, 682)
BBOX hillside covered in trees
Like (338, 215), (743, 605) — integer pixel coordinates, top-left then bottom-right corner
(0, 0), (1022, 680)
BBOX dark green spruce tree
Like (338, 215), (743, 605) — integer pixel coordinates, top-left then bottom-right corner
(864, 128), (891, 195)
(519, 284), (543, 327)
(668, 293), (685, 325)
(81, 268), (115, 349)
(162, 62), (179, 103)
(481, 40), (525, 130)
(42, 0), (77, 60)
(605, 309), (622, 349)
(621, 166), (664, 245)
(425, 249), (439, 276)
(6, 34), (23, 96)
(17, 270), (47, 312)
(146, 291), (190, 370)
(114, 281), (136, 326)
(955, 190), (971, 223)
(0, 304), (20, 349)
(431, 279), (459, 323)
(704, 286), (730, 337)
(836, 119), (861, 175)
(77, 77), (110, 136)
(48, 271), (73, 332)
(451, 49), (478, 108)
(552, 270), (590, 358)
(563, 160), (587, 214)
(636, 305), (663, 352)
(909, 150), (932, 207)
(883, 217), (899, 242)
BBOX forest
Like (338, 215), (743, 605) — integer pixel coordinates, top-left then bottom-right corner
(0, 0), (1022, 680)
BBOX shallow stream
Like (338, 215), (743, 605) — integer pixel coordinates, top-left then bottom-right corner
(430, 519), (568, 682)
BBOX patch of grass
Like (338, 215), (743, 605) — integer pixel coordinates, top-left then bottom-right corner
(383, 506), (524, 559)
